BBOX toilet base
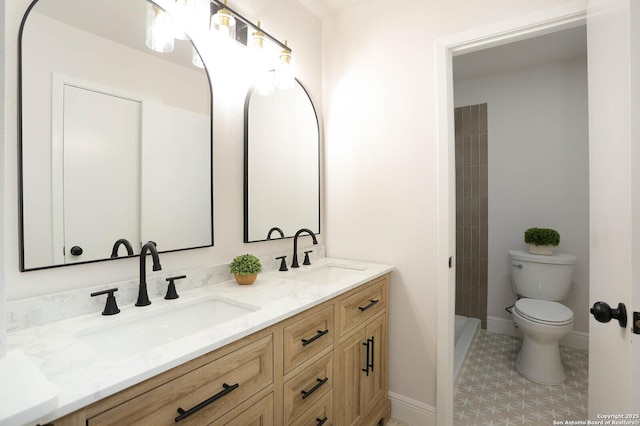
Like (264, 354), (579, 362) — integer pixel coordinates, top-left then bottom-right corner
(517, 336), (565, 385)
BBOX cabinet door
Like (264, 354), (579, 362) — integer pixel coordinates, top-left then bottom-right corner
(336, 329), (365, 426)
(363, 314), (386, 414)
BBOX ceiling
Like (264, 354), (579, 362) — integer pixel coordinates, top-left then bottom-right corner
(453, 25), (587, 81)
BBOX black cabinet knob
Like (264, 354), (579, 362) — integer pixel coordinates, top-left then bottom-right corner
(70, 246), (83, 256)
(590, 301), (627, 328)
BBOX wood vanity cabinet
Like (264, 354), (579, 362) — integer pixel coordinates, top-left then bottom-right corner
(48, 274), (390, 426)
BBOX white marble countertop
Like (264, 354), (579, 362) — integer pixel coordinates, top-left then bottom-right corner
(5, 257), (393, 425)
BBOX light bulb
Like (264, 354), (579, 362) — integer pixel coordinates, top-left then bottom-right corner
(146, 2), (174, 53)
(249, 22), (273, 78)
(211, 1), (236, 41)
(254, 70), (275, 96)
(275, 41), (294, 89)
(192, 46), (204, 68)
(173, 0), (193, 41)
(250, 21), (265, 51)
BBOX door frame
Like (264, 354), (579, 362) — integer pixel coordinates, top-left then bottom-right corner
(434, 2), (587, 423)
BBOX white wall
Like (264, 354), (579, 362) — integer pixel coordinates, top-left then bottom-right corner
(454, 57), (590, 333)
(322, 0), (575, 415)
(3, 0), (322, 297)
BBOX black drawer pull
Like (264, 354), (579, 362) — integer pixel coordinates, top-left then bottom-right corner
(316, 416), (328, 425)
(358, 299), (379, 312)
(175, 382), (239, 422)
(301, 377), (328, 400)
(301, 329), (329, 346)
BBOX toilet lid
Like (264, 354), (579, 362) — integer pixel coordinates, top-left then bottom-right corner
(514, 298), (573, 325)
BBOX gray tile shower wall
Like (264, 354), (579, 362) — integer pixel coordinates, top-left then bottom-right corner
(455, 104), (488, 327)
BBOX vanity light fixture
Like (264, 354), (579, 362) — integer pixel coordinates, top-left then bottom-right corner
(145, 2), (175, 53)
(209, 0), (294, 89)
(144, 0), (295, 78)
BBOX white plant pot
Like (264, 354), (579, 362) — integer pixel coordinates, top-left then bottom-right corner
(528, 244), (554, 255)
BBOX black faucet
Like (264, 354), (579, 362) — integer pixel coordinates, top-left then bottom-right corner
(110, 238), (134, 258)
(267, 227), (285, 240)
(136, 241), (162, 306)
(291, 228), (318, 268)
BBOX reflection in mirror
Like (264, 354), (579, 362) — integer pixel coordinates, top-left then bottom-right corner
(244, 75), (320, 242)
(19, 0), (213, 271)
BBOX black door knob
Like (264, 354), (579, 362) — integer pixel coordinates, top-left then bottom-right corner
(590, 301), (627, 328)
(70, 246), (83, 256)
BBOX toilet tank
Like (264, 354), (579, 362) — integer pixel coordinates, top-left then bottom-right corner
(508, 250), (576, 301)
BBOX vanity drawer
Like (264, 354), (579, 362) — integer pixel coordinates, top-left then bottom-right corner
(338, 277), (387, 336)
(88, 334), (273, 426)
(283, 351), (333, 425)
(289, 391), (333, 426)
(284, 305), (334, 374)
(219, 392), (273, 426)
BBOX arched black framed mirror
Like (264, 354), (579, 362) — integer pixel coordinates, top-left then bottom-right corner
(18, 0), (214, 271)
(244, 75), (320, 243)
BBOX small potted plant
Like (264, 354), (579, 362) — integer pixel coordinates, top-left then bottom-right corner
(524, 227), (560, 255)
(229, 253), (262, 285)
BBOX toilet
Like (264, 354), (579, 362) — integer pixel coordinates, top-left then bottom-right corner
(508, 249), (576, 385)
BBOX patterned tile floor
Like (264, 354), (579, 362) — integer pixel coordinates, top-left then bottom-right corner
(454, 330), (588, 425)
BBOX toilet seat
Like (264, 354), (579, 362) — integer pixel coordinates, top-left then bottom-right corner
(514, 298), (573, 326)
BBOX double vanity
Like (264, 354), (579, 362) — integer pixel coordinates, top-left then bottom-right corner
(11, 1), (355, 425)
(5, 257), (393, 425)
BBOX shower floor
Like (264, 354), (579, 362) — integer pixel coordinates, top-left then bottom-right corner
(455, 315), (480, 383)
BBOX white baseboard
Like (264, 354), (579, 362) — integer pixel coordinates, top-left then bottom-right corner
(389, 391), (436, 426)
(486, 316), (589, 351)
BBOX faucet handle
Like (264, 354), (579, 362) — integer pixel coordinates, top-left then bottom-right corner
(303, 250), (313, 266)
(165, 275), (186, 300)
(91, 288), (120, 315)
(275, 255), (288, 271)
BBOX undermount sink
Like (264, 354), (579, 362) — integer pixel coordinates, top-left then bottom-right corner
(290, 263), (366, 284)
(78, 298), (258, 359)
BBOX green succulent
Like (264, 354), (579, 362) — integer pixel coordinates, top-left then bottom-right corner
(524, 228), (560, 247)
(229, 253), (262, 276)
